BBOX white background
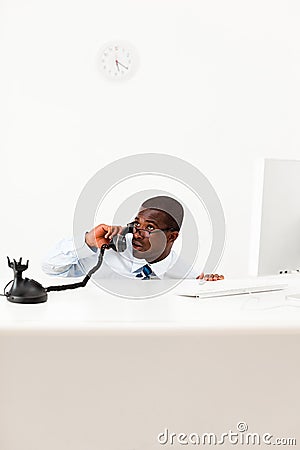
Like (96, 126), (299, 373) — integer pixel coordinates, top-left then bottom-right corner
(1, 0), (300, 280)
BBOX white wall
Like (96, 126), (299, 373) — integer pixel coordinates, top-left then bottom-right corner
(1, 0), (300, 280)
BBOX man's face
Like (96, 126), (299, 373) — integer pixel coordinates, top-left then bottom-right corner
(131, 208), (177, 261)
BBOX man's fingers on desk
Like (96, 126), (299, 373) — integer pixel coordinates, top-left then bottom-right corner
(206, 274), (224, 281)
(197, 273), (224, 281)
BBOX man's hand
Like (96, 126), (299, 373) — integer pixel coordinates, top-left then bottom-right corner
(197, 273), (224, 281)
(85, 224), (123, 249)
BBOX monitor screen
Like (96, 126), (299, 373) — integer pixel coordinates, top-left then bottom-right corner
(249, 158), (300, 276)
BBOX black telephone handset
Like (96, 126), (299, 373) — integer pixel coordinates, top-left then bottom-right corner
(2, 223), (135, 304)
(107, 222), (134, 252)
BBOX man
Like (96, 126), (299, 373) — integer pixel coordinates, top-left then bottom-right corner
(42, 195), (223, 281)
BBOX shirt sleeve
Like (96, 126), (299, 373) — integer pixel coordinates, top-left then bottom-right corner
(41, 233), (99, 277)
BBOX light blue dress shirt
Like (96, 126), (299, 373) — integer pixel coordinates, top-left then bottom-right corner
(42, 233), (198, 280)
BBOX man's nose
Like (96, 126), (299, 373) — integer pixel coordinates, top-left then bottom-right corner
(133, 229), (143, 240)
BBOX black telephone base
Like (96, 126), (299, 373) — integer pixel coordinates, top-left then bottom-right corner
(6, 258), (48, 304)
(7, 292), (48, 304)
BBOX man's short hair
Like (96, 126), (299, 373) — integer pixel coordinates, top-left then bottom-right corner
(140, 195), (184, 231)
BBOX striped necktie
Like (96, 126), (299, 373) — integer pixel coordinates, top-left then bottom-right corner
(134, 264), (156, 280)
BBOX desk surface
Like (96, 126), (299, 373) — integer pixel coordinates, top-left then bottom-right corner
(1, 274), (300, 330)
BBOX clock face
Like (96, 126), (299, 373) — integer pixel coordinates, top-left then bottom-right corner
(98, 41), (139, 81)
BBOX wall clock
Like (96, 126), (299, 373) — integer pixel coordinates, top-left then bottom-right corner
(98, 41), (139, 81)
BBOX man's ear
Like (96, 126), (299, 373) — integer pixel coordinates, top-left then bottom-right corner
(168, 230), (179, 243)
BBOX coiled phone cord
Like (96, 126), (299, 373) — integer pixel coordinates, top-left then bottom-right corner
(45, 244), (108, 292)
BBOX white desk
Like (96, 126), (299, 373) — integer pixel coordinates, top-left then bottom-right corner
(0, 275), (300, 450)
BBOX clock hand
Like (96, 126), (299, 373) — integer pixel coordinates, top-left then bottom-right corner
(116, 60), (128, 70)
(115, 59), (120, 71)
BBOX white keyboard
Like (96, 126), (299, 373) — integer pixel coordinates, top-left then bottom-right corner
(177, 282), (288, 299)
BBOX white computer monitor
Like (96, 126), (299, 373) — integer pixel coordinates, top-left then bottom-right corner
(249, 158), (300, 276)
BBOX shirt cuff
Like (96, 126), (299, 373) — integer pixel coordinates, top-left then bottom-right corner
(75, 233), (98, 259)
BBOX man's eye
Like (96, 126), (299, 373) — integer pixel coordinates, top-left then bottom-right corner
(146, 225), (154, 230)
